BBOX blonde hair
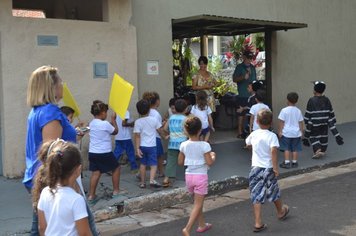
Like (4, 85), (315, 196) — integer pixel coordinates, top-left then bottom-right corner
(27, 65), (61, 107)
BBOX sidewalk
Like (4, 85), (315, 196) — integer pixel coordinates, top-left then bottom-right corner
(1, 122), (355, 235)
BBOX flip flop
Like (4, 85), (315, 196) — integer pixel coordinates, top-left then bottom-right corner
(88, 197), (99, 206)
(196, 223), (212, 233)
(278, 205), (290, 221)
(253, 224), (267, 233)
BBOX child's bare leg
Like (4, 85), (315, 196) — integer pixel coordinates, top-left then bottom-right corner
(273, 199), (285, 217)
(157, 156), (164, 176)
(292, 151), (298, 162)
(140, 164), (146, 184)
(182, 194), (205, 236)
(284, 150), (291, 161)
(253, 203), (263, 228)
(89, 171), (101, 199)
(204, 131), (211, 142)
(149, 165), (158, 182)
(112, 166), (121, 194)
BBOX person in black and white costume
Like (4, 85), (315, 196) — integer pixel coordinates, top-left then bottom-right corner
(303, 81), (344, 159)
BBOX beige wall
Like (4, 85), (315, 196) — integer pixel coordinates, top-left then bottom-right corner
(131, 0), (356, 124)
(0, 0), (138, 177)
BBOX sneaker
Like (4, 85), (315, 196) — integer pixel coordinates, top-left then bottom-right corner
(279, 162), (291, 169)
(149, 180), (162, 188)
(291, 162), (299, 168)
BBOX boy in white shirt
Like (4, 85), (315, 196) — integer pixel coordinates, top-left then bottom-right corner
(246, 109), (289, 232)
(114, 110), (138, 172)
(249, 90), (270, 132)
(278, 92), (304, 168)
(134, 99), (163, 188)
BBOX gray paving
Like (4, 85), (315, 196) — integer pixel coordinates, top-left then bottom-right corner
(0, 121), (355, 235)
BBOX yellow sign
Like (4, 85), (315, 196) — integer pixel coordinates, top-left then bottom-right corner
(62, 83), (81, 118)
(109, 73), (134, 119)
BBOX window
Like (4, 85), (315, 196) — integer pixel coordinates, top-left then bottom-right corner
(12, 0), (104, 22)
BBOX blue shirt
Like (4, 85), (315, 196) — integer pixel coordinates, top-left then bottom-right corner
(23, 104), (76, 189)
(233, 63), (256, 97)
(168, 114), (187, 150)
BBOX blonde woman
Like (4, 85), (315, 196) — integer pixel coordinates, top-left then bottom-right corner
(24, 66), (98, 235)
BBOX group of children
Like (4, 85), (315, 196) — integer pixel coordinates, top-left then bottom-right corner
(33, 80), (344, 235)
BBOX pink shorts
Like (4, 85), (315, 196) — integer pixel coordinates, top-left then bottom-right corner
(185, 174), (208, 196)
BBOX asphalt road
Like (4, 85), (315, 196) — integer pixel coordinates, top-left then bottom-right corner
(117, 171), (356, 236)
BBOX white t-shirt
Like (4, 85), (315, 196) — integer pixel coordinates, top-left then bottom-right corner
(38, 186), (88, 236)
(133, 116), (161, 147)
(149, 108), (163, 138)
(115, 111), (132, 140)
(246, 129), (279, 168)
(278, 106), (304, 138)
(190, 105), (212, 129)
(89, 119), (115, 153)
(249, 103), (270, 131)
(179, 140), (211, 174)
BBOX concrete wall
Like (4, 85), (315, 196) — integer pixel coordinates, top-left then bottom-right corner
(131, 0), (356, 123)
(0, 0), (138, 177)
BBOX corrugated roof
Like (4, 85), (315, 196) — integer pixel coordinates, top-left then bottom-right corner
(172, 14), (307, 39)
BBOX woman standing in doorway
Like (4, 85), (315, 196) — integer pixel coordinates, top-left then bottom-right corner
(192, 56), (217, 112)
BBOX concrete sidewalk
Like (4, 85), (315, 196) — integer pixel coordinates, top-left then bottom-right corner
(1, 122), (355, 235)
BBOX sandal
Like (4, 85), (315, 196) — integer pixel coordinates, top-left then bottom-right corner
(139, 183), (146, 188)
(196, 223), (212, 233)
(278, 205), (289, 221)
(162, 180), (171, 188)
(253, 224), (267, 233)
(88, 196), (99, 206)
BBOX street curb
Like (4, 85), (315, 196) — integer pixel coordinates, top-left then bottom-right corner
(93, 156), (356, 222)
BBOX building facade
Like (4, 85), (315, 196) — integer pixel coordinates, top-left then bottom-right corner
(1, 0), (355, 176)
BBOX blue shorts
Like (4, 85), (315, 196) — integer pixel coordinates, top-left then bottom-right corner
(140, 146), (158, 166)
(200, 127), (210, 136)
(156, 137), (164, 157)
(89, 152), (119, 173)
(249, 167), (280, 204)
(280, 136), (302, 152)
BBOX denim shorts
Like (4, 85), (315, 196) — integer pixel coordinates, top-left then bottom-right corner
(156, 137), (164, 157)
(249, 167), (280, 204)
(200, 127), (210, 136)
(140, 146), (158, 166)
(280, 136), (302, 152)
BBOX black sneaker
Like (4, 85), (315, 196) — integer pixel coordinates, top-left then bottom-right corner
(291, 162), (299, 168)
(279, 162), (291, 169)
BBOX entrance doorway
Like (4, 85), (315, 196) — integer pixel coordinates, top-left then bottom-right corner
(171, 15), (307, 141)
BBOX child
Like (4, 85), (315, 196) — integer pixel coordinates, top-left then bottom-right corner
(162, 99), (188, 187)
(245, 109), (289, 233)
(143, 91), (165, 178)
(88, 100), (121, 204)
(303, 81), (344, 158)
(190, 90), (215, 142)
(249, 89), (270, 132)
(163, 97), (177, 121)
(60, 106), (89, 137)
(236, 80), (263, 138)
(134, 99), (163, 188)
(278, 92), (304, 168)
(178, 116), (216, 236)
(36, 139), (91, 235)
(113, 110), (138, 173)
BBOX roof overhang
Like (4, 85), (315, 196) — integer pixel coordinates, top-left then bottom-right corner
(172, 14), (307, 39)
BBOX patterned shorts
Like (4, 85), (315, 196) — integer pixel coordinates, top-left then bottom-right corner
(249, 167), (281, 204)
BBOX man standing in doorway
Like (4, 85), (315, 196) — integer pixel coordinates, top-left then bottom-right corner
(233, 50), (256, 138)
